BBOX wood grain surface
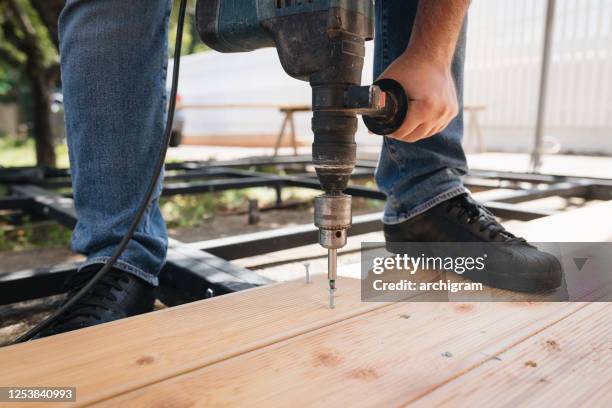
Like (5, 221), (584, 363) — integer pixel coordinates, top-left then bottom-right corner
(2, 202), (610, 407)
(94, 302), (587, 407)
(410, 302), (612, 408)
(0, 277), (388, 407)
(511, 200), (612, 242)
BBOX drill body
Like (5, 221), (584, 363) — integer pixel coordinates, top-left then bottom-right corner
(196, 0), (407, 304)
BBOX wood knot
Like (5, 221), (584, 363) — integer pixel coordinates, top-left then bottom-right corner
(314, 350), (342, 367)
(454, 303), (475, 313)
(544, 339), (560, 351)
(347, 368), (380, 381)
(136, 355), (156, 366)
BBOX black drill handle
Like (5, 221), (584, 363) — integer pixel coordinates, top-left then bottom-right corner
(363, 78), (409, 136)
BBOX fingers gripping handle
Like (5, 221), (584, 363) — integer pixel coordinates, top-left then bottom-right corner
(363, 78), (409, 136)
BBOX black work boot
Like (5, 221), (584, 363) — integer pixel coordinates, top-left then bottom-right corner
(384, 193), (563, 292)
(37, 264), (156, 337)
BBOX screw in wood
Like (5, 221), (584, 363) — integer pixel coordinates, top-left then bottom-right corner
(304, 262), (311, 283)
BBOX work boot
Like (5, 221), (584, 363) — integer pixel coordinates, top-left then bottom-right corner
(384, 193), (563, 292)
(37, 264), (155, 338)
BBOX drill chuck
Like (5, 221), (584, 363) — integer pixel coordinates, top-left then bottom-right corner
(314, 194), (352, 250)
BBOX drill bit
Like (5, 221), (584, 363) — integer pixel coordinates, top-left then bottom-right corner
(328, 248), (337, 309)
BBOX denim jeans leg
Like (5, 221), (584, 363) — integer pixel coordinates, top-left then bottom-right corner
(374, 0), (469, 225)
(59, 0), (171, 285)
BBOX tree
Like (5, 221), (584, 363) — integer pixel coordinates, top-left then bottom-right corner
(0, 0), (206, 167)
(0, 0), (63, 167)
(169, 0), (208, 57)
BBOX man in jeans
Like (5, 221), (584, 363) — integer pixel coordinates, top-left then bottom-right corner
(43, 0), (561, 336)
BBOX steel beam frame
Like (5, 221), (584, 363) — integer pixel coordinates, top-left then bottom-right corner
(1, 155), (610, 306)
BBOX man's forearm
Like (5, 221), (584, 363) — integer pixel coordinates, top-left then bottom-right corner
(405, 0), (470, 66)
(377, 0), (469, 141)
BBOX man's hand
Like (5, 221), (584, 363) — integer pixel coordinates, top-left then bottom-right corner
(379, 0), (469, 143)
(379, 52), (458, 142)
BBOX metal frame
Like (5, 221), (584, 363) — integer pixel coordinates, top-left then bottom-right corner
(1, 154), (611, 306)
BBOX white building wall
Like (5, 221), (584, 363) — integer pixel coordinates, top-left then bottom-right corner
(173, 0), (612, 154)
(465, 0), (612, 154)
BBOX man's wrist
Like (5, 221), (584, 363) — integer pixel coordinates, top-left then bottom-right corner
(400, 46), (452, 71)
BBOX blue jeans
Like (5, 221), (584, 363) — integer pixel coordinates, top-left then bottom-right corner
(374, 0), (469, 224)
(59, 0), (171, 285)
(59, 0), (467, 286)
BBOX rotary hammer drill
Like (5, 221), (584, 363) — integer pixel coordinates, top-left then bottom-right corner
(196, 0), (408, 307)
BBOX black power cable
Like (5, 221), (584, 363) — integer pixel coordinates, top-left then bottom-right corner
(12, 0), (189, 344)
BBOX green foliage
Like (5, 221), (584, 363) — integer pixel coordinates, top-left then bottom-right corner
(0, 216), (72, 251)
(161, 189), (252, 228)
(160, 187), (308, 229)
(0, 136), (69, 167)
(169, 0), (209, 57)
(0, 0), (59, 69)
(0, 27), (24, 103)
(0, 0), (62, 164)
(0, 65), (19, 102)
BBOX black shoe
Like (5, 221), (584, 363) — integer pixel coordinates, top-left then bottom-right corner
(37, 264), (156, 337)
(384, 193), (563, 292)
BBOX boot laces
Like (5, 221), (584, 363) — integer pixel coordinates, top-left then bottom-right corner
(446, 194), (525, 242)
(53, 269), (130, 325)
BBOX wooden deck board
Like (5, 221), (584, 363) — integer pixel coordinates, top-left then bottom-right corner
(0, 277), (389, 407)
(509, 200), (612, 242)
(410, 302), (612, 408)
(94, 302), (587, 407)
(1, 201), (610, 407)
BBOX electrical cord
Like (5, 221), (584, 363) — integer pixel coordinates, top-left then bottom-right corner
(12, 0), (188, 344)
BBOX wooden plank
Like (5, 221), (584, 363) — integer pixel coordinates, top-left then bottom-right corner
(510, 200), (612, 241)
(182, 134), (307, 148)
(179, 103), (309, 110)
(93, 302), (587, 407)
(0, 276), (389, 407)
(410, 302), (612, 408)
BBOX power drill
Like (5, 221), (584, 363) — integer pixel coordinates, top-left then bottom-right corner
(196, 0), (407, 308)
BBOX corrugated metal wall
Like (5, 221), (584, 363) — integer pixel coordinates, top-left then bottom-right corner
(465, 0), (612, 154)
